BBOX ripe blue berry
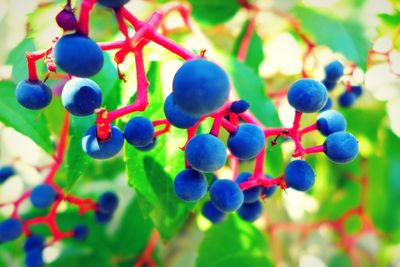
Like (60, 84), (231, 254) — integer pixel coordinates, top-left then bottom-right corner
(317, 110), (347, 136)
(82, 125), (124, 159)
(16, 80), (52, 110)
(30, 184), (57, 209)
(262, 175), (277, 198)
(324, 131), (359, 163)
(0, 218), (23, 242)
(98, 192), (119, 214)
(237, 200), (263, 222)
(338, 92), (356, 108)
(135, 138), (157, 152)
(124, 117), (154, 147)
(186, 134), (227, 172)
(61, 78), (102, 116)
(97, 0), (130, 8)
(351, 85), (363, 98)
(172, 59), (230, 116)
(73, 224), (89, 241)
(24, 235), (45, 252)
(210, 179), (244, 212)
(324, 60), (344, 82)
(287, 79), (328, 113)
(95, 210), (113, 224)
(285, 160), (315, 191)
(164, 94), (199, 129)
(236, 172), (262, 203)
(322, 79), (337, 91)
(54, 33), (104, 77)
(25, 249), (44, 267)
(0, 165), (15, 183)
(320, 97), (333, 112)
(228, 124), (265, 160)
(202, 201), (227, 223)
(173, 169), (208, 202)
(230, 100), (250, 114)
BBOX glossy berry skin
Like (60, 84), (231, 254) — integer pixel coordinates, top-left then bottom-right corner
(322, 79), (337, 91)
(210, 179), (244, 212)
(56, 8), (77, 31)
(61, 78), (102, 116)
(237, 200), (263, 222)
(320, 97), (333, 112)
(351, 85), (363, 98)
(30, 184), (57, 209)
(228, 124), (265, 160)
(324, 60), (344, 82)
(24, 235), (45, 252)
(172, 59), (230, 116)
(230, 100), (250, 114)
(186, 134), (227, 172)
(54, 33), (104, 77)
(324, 131), (359, 163)
(25, 249), (44, 267)
(98, 192), (119, 214)
(0, 218), (23, 242)
(317, 110), (347, 136)
(287, 79), (328, 113)
(173, 169), (208, 202)
(16, 80), (52, 110)
(202, 201), (227, 223)
(285, 160), (315, 191)
(95, 210), (113, 224)
(73, 225), (89, 241)
(338, 92), (356, 108)
(124, 117), (154, 147)
(236, 172), (262, 203)
(0, 165), (15, 183)
(164, 94), (199, 129)
(97, 0), (130, 8)
(82, 125), (124, 159)
(135, 139), (157, 152)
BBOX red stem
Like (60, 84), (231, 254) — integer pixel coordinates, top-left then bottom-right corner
(237, 13), (258, 61)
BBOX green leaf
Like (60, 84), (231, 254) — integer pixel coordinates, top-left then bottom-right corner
(232, 20), (265, 73)
(196, 215), (273, 267)
(125, 62), (193, 240)
(6, 38), (37, 83)
(0, 81), (53, 153)
(292, 5), (372, 70)
(188, 0), (240, 25)
(379, 11), (400, 28)
(92, 53), (119, 103)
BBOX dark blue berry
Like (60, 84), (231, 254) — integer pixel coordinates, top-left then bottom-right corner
(0, 165), (15, 183)
(98, 192), (119, 214)
(135, 138), (157, 151)
(285, 160), (315, 191)
(163, 94), (199, 129)
(287, 79), (328, 113)
(61, 78), (102, 116)
(322, 79), (337, 91)
(237, 200), (263, 222)
(30, 184), (57, 209)
(230, 100), (250, 114)
(173, 169), (208, 202)
(319, 97), (333, 112)
(124, 117), (154, 147)
(236, 172), (262, 203)
(324, 131), (359, 163)
(173, 59), (230, 116)
(0, 218), (23, 242)
(338, 92), (356, 108)
(351, 85), (363, 98)
(324, 60), (344, 82)
(16, 80), (52, 110)
(24, 235), (45, 252)
(95, 210), (113, 224)
(82, 125), (124, 159)
(317, 110), (347, 136)
(210, 179), (244, 212)
(73, 224), (89, 241)
(25, 249), (44, 267)
(202, 201), (227, 223)
(97, 0), (130, 8)
(186, 134), (227, 172)
(228, 124), (265, 160)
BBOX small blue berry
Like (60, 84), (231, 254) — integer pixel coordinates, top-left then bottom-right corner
(164, 94), (199, 129)
(338, 92), (356, 108)
(324, 60), (344, 82)
(95, 210), (113, 224)
(98, 192), (119, 214)
(24, 235), (45, 252)
(317, 110), (347, 136)
(351, 85), (363, 98)
(16, 80), (52, 110)
(124, 116), (154, 147)
(82, 125), (125, 159)
(73, 224), (89, 241)
(210, 179), (244, 212)
(236, 172), (262, 203)
(324, 131), (359, 163)
(202, 201), (227, 223)
(25, 248), (44, 267)
(287, 79), (328, 113)
(228, 124), (265, 160)
(0, 165), (15, 183)
(30, 184), (57, 209)
(237, 200), (263, 222)
(174, 169), (208, 202)
(230, 100), (250, 114)
(0, 218), (23, 242)
(322, 79), (337, 91)
(285, 160), (315, 191)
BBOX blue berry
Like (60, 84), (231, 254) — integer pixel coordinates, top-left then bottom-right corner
(24, 235), (45, 252)
(95, 210), (113, 224)
(319, 97), (333, 112)
(135, 138), (157, 152)
(287, 79), (328, 113)
(16, 80), (52, 110)
(98, 192), (119, 214)
(173, 59), (230, 116)
(237, 200), (263, 222)
(0, 218), (23, 242)
(61, 78), (102, 116)
(73, 224), (89, 241)
(322, 79), (337, 91)
(186, 134), (227, 172)
(25, 249), (44, 267)
(124, 116), (154, 147)
(338, 92), (356, 108)
(54, 33), (104, 77)
(163, 94), (199, 129)
(0, 165), (15, 183)
(324, 60), (344, 82)
(317, 110), (347, 136)
(82, 125), (124, 159)
(210, 179), (244, 212)
(351, 85), (363, 98)
(30, 184), (57, 209)
(230, 100), (250, 114)
(228, 124), (265, 160)
(173, 169), (208, 202)
(97, 0), (130, 8)
(202, 201), (227, 223)
(236, 172), (262, 203)
(285, 160), (315, 191)
(324, 131), (359, 163)
(262, 175), (277, 198)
